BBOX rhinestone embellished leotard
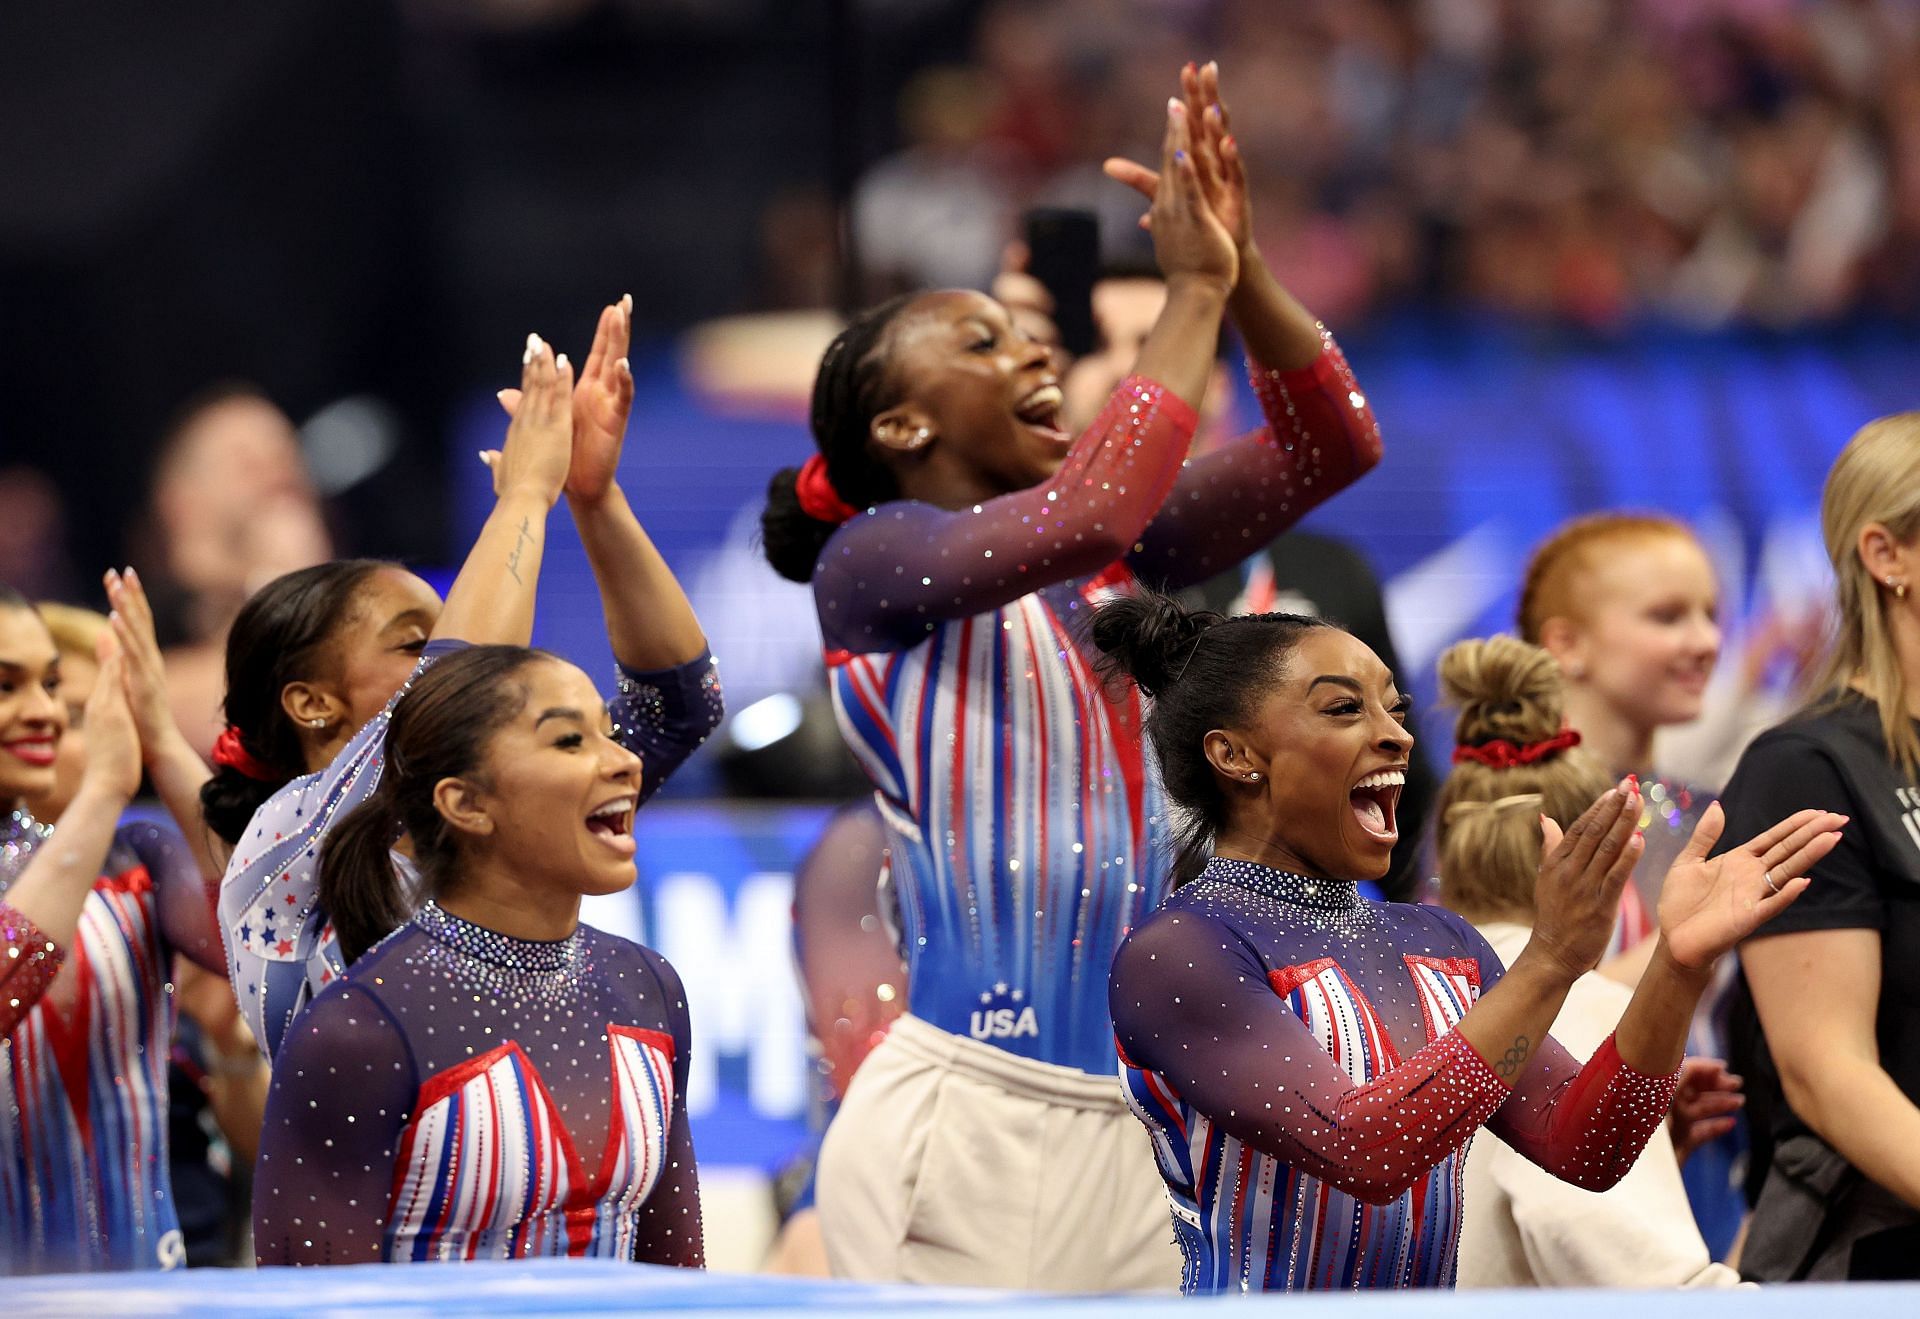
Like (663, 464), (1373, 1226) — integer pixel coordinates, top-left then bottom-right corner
(253, 901), (702, 1266)
(0, 812), (224, 1273)
(220, 640), (723, 1061)
(1111, 857), (1681, 1294)
(821, 339), (1381, 1074)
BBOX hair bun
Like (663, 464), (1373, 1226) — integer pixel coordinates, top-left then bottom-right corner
(1089, 594), (1224, 698)
(1438, 634), (1565, 749)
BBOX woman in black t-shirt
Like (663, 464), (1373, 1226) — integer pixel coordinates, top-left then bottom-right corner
(1729, 414), (1920, 1280)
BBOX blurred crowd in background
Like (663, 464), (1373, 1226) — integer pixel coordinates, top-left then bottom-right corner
(4, 0), (1920, 608)
(854, 0), (1920, 328)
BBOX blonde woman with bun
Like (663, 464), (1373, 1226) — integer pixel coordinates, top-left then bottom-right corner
(1733, 416), (1920, 1280)
(1436, 635), (1740, 1289)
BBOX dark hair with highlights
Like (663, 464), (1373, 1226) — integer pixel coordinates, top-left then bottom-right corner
(1090, 591), (1333, 885)
(761, 295), (915, 583)
(318, 645), (553, 963)
(200, 560), (390, 844)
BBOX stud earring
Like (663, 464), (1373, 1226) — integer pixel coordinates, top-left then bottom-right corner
(1246, 772), (1263, 784)
(309, 718), (327, 730)
(1889, 578), (1909, 601)
(914, 427), (931, 445)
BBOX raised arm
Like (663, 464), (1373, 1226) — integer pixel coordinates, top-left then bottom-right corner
(253, 985), (416, 1265)
(1, 637), (139, 1030)
(436, 334), (574, 646)
(499, 297), (723, 787)
(816, 99), (1234, 654)
(1108, 63), (1381, 590)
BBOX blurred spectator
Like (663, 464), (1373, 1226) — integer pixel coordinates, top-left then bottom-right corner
(134, 385), (334, 760)
(851, 0), (1920, 328)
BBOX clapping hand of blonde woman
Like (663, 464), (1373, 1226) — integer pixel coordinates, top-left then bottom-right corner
(1655, 801), (1844, 969)
(478, 334), (575, 505)
(492, 298), (635, 508)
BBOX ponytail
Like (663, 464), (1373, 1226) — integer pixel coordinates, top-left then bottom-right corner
(315, 644), (549, 964)
(318, 784), (412, 965)
(1091, 590), (1332, 887)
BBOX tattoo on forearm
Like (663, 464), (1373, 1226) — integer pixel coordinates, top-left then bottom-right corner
(506, 516), (533, 584)
(1495, 1035), (1531, 1079)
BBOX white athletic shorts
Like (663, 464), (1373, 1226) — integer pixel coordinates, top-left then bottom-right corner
(815, 1012), (1180, 1292)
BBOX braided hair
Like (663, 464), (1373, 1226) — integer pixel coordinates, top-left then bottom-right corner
(761, 295), (915, 583)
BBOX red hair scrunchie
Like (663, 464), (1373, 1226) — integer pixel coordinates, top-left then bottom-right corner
(795, 453), (858, 525)
(1451, 727), (1582, 769)
(211, 726), (278, 782)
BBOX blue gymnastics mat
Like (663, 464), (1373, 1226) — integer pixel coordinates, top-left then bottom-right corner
(10, 1260), (1920, 1317)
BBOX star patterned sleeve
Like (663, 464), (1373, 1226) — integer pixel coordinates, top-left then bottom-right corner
(611, 650), (724, 806)
(812, 375), (1198, 655)
(253, 983), (417, 1265)
(219, 638), (466, 1060)
(0, 902), (61, 1035)
(1452, 917), (1682, 1192)
(118, 817), (225, 975)
(1111, 910), (1510, 1207)
(630, 948), (705, 1268)
(1124, 331), (1383, 592)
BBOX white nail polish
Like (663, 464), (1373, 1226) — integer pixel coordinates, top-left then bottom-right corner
(555, 353), (570, 370)
(617, 357), (630, 375)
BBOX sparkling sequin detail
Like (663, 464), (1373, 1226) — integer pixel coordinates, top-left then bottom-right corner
(1111, 855), (1680, 1293)
(254, 908), (703, 1267)
(0, 811), (223, 1274)
(812, 353), (1380, 1074)
(0, 811), (61, 1033)
(221, 642), (723, 1061)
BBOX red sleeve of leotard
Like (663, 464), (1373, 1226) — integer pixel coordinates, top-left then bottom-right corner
(812, 375), (1197, 654)
(0, 902), (63, 1035)
(1111, 909), (1511, 1207)
(1487, 1030), (1681, 1190)
(1125, 329), (1382, 591)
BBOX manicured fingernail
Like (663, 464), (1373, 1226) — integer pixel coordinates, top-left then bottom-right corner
(555, 353), (570, 370)
(523, 333), (539, 363)
(617, 357), (631, 376)
(1168, 97), (1184, 114)
(495, 390), (511, 403)
(621, 293), (633, 315)
(1175, 149), (1188, 163)
(1223, 134), (1236, 151)
(1206, 59), (1219, 76)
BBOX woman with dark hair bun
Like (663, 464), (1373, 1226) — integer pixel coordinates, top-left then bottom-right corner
(217, 304), (723, 1060)
(254, 645), (702, 1266)
(773, 66), (1384, 1290)
(1095, 589), (1845, 1294)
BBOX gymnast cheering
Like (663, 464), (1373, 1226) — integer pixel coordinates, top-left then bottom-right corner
(1094, 591), (1844, 1293)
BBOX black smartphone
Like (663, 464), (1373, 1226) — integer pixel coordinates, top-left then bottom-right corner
(1024, 208), (1100, 359)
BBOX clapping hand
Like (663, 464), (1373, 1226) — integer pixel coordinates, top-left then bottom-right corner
(480, 334), (574, 506)
(492, 297), (635, 507)
(1656, 801), (1843, 970)
(102, 567), (181, 768)
(1104, 61), (1252, 261)
(79, 634), (141, 804)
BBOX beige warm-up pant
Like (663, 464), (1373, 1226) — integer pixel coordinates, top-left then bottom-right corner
(815, 1013), (1180, 1292)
